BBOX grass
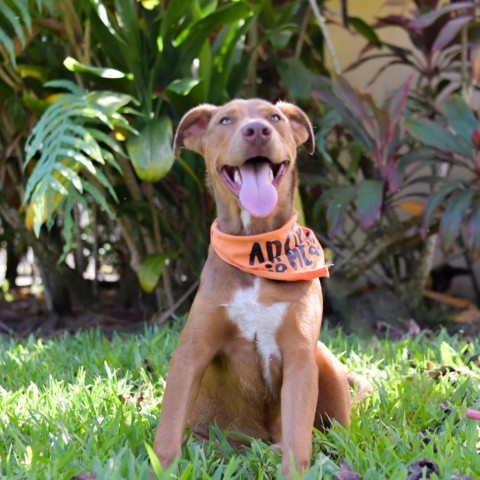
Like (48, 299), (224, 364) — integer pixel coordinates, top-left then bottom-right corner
(0, 323), (479, 479)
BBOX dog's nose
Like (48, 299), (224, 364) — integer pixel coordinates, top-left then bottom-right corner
(241, 121), (272, 145)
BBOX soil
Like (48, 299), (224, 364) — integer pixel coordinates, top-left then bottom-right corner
(1, 286), (479, 340)
(0, 288), (158, 338)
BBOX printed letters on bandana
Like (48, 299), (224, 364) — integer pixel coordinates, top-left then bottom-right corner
(210, 215), (330, 281)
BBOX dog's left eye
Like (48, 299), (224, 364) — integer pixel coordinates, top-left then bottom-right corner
(271, 114), (281, 122)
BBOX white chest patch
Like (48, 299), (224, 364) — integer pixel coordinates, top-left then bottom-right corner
(240, 209), (252, 233)
(224, 278), (288, 388)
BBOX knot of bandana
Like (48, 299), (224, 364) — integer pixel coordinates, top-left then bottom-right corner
(210, 214), (330, 281)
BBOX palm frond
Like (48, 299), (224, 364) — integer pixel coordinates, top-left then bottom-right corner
(0, 0), (51, 66)
(24, 82), (136, 236)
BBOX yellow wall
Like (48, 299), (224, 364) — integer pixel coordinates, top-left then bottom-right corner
(325, 0), (414, 99)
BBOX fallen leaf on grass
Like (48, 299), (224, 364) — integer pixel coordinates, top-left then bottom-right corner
(426, 365), (458, 379)
(374, 321), (404, 340)
(407, 458), (439, 479)
(419, 432), (438, 453)
(71, 473), (95, 480)
(454, 309), (480, 324)
(335, 461), (363, 480)
(144, 357), (155, 375)
(407, 319), (422, 337)
(422, 290), (478, 311)
(118, 390), (148, 408)
(467, 354), (480, 367)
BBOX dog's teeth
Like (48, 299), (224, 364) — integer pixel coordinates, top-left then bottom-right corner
(268, 167), (274, 182)
(234, 170), (241, 185)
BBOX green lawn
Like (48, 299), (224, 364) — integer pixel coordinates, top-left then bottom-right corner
(0, 323), (479, 479)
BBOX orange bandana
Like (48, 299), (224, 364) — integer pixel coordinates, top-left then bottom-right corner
(210, 215), (330, 281)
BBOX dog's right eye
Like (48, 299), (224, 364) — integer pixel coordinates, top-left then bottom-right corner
(219, 117), (231, 125)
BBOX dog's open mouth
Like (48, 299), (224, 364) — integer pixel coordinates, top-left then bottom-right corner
(220, 157), (288, 218)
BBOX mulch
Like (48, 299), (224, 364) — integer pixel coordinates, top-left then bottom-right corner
(0, 289), (154, 339)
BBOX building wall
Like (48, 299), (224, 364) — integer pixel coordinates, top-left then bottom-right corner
(325, 0), (413, 99)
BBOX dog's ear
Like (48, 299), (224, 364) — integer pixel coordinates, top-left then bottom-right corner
(275, 101), (315, 155)
(174, 104), (217, 156)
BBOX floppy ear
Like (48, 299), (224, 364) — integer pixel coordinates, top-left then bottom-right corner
(275, 101), (315, 155)
(173, 104), (217, 156)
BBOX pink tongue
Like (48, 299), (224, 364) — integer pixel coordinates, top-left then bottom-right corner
(239, 162), (278, 218)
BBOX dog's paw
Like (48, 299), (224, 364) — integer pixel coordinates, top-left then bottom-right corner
(270, 441), (283, 453)
(347, 372), (373, 404)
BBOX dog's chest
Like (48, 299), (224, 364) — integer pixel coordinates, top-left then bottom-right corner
(224, 279), (288, 387)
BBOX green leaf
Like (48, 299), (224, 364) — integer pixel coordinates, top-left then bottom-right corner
(211, 10), (259, 102)
(355, 180), (384, 230)
(0, 2), (26, 48)
(406, 116), (472, 157)
(13, 0), (33, 33)
(161, 0), (194, 39)
(348, 16), (381, 45)
(439, 341), (456, 367)
(440, 189), (473, 251)
(179, 2), (251, 63)
(145, 443), (163, 478)
(166, 78), (202, 96)
(467, 197), (480, 258)
(316, 80), (375, 151)
(421, 180), (463, 239)
(59, 196), (75, 264)
(44, 79), (83, 94)
(267, 24), (297, 50)
(23, 84), (132, 235)
(22, 91), (50, 115)
(139, 253), (172, 293)
(64, 57), (126, 79)
(322, 186), (356, 238)
(315, 109), (342, 167)
(114, 0), (141, 52)
(442, 96), (477, 145)
(87, 91), (135, 113)
(81, 179), (114, 217)
(0, 26), (17, 66)
(126, 117), (174, 182)
(89, 128), (126, 157)
(276, 58), (315, 101)
(53, 163), (83, 192)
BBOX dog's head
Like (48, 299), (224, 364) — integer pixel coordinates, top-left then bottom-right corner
(174, 99), (314, 233)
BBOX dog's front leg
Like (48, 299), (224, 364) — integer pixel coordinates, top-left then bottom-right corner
(153, 331), (216, 469)
(280, 347), (318, 478)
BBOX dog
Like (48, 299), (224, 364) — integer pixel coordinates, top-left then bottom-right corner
(154, 99), (369, 478)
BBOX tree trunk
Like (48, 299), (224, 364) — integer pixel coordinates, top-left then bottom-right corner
(29, 227), (97, 313)
(5, 240), (20, 287)
(35, 258), (72, 315)
(0, 201), (96, 316)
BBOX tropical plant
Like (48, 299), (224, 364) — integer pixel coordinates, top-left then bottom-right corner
(339, 0), (478, 105)
(3, 0), (335, 318)
(304, 76), (428, 298)
(407, 96), (480, 259)
(295, 0), (480, 309)
(24, 81), (134, 238)
(0, 0), (266, 314)
(0, 0), (102, 316)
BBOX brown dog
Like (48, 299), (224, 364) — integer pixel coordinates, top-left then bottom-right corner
(154, 99), (364, 478)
